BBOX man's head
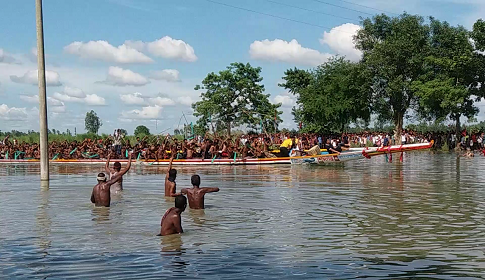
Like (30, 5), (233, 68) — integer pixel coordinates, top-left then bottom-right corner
(175, 195), (187, 212)
(114, 161), (121, 171)
(97, 173), (107, 183)
(191, 174), (201, 187)
(169, 168), (177, 180)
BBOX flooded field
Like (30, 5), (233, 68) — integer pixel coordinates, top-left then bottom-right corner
(1, 152), (484, 279)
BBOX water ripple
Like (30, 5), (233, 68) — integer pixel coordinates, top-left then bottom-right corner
(1, 153), (485, 279)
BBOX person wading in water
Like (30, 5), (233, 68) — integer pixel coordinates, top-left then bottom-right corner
(91, 152), (133, 207)
(105, 152), (132, 193)
(181, 175), (219, 209)
(165, 154), (180, 197)
(158, 195), (187, 236)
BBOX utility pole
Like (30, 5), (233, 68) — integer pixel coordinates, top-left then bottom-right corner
(36, 0), (49, 181)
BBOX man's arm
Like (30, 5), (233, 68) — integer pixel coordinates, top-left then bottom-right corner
(105, 153), (111, 174)
(106, 152), (132, 186)
(203, 187), (220, 193)
(173, 214), (183, 234)
(180, 188), (188, 195)
(90, 188), (95, 203)
(166, 155), (174, 178)
(121, 151), (133, 172)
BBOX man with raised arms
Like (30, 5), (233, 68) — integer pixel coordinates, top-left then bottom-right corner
(181, 175), (219, 209)
(105, 152), (132, 193)
(165, 155), (180, 197)
(91, 152), (133, 207)
(158, 195), (187, 236)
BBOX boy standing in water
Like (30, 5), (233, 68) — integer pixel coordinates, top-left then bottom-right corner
(158, 195), (187, 236)
(165, 155), (180, 197)
(105, 152), (132, 193)
(181, 175), (219, 209)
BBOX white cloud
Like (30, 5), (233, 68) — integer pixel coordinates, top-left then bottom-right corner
(146, 36), (197, 62)
(150, 69), (180, 82)
(150, 96), (175, 106)
(64, 40), (153, 64)
(249, 39), (331, 66)
(121, 105), (163, 119)
(98, 66), (150, 87)
(320, 23), (362, 62)
(0, 104), (28, 120)
(273, 94), (296, 107)
(62, 86), (86, 98)
(177, 96), (194, 106)
(19, 95), (38, 103)
(52, 92), (78, 102)
(0, 49), (19, 64)
(50, 105), (66, 113)
(20, 94), (65, 107)
(85, 94), (106, 105)
(52, 92), (105, 106)
(123, 40), (145, 51)
(10, 70), (62, 86)
(120, 92), (146, 105)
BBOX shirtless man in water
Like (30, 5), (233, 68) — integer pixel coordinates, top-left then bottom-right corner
(105, 152), (132, 193)
(158, 195), (187, 236)
(91, 152), (133, 207)
(164, 155), (180, 197)
(181, 175), (219, 209)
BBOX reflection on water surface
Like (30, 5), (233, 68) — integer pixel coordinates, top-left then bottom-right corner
(1, 152), (485, 279)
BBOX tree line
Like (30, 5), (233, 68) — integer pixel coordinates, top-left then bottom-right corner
(191, 14), (485, 144)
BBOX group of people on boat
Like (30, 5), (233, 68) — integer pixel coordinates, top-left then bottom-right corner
(90, 152), (219, 236)
(0, 132), (350, 160)
(0, 129), (482, 161)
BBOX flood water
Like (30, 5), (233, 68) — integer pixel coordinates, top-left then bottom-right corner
(1, 152), (485, 279)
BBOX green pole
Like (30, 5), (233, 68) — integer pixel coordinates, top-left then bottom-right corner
(211, 154), (217, 164)
(233, 152), (237, 163)
(5, 151), (8, 160)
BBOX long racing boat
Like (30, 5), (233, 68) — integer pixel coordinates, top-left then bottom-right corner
(0, 142), (433, 166)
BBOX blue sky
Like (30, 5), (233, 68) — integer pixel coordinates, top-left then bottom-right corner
(0, 0), (484, 135)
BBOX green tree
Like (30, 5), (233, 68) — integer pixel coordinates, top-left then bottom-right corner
(192, 62), (282, 135)
(355, 13), (430, 144)
(280, 57), (372, 133)
(85, 110), (102, 134)
(414, 18), (484, 137)
(119, 129), (128, 136)
(472, 19), (485, 50)
(134, 125), (150, 136)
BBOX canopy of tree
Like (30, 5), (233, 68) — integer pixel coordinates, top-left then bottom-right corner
(85, 110), (102, 134)
(280, 57), (372, 133)
(192, 62), (282, 135)
(134, 125), (150, 136)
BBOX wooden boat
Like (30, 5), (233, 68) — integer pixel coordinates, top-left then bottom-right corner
(0, 142), (433, 166)
(290, 141), (434, 165)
